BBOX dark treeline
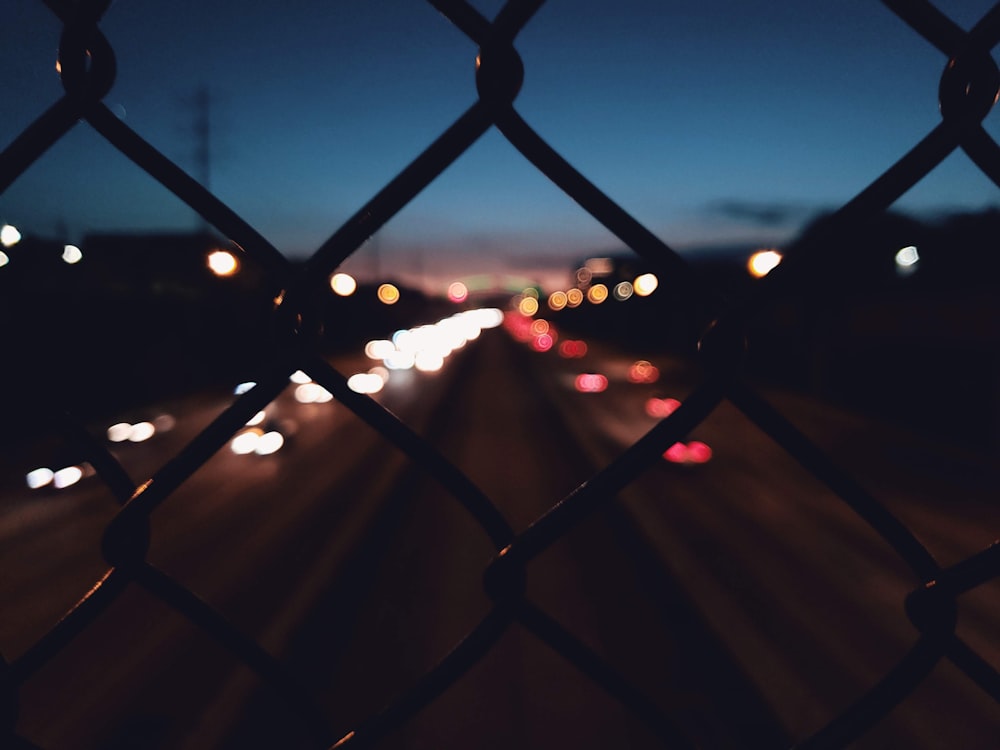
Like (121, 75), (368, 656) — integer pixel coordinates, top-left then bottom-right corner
(552, 209), (1000, 448)
(0, 231), (441, 444)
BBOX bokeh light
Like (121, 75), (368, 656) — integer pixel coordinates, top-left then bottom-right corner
(633, 273), (658, 296)
(1, 224), (21, 247)
(26, 467), (54, 489)
(614, 281), (634, 301)
(532, 333), (554, 352)
(747, 249), (783, 278)
(378, 283), (400, 304)
(207, 249), (239, 276)
(62, 244), (83, 264)
(348, 372), (386, 394)
(574, 373), (608, 393)
(645, 397), (681, 418)
(52, 466), (83, 489)
(255, 431), (285, 455)
(559, 340), (587, 358)
(231, 429), (263, 455)
(519, 296), (539, 316)
(627, 360), (659, 384)
(330, 272), (357, 296)
(587, 284), (609, 304)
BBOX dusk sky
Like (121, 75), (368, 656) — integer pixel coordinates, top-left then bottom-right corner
(2, 0), (999, 287)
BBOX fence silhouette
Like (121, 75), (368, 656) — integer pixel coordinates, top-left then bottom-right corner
(2, 0), (999, 747)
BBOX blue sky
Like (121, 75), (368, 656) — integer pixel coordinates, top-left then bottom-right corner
(2, 0), (998, 287)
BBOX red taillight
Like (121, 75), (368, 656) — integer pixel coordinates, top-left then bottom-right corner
(686, 441), (713, 463)
(663, 442), (688, 463)
(574, 373), (608, 393)
(558, 340), (588, 358)
(645, 397), (681, 418)
(663, 440), (713, 464)
(627, 360), (659, 383)
(532, 333), (554, 352)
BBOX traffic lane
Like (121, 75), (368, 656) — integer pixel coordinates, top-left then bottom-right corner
(8, 350), (468, 749)
(525, 338), (1000, 747)
(229, 331), (787, 749)
(0, 353), (366, 655)
(0, 349), (430, 646)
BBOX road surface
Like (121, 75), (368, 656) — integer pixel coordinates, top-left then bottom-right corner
(2, 316), (998, 748)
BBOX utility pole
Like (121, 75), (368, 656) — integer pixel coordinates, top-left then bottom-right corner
(193, 84), (211, 192)
(185, 84), (212, 234)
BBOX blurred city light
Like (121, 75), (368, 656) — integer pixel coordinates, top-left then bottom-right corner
(614, 281), (634, 301)
(377, 283), (400, 304)
(231, 429), (263, 455)
(61, 244), (83, 264)
(128, 421), (156, 442)
(365, 339), (396, 360)
(518, 296), (539, 316)
(687, 441), (713, 463)
(384, 350), (416, 370)
(663, 441), (713, 464)
(330, 272), (357, 296)
(468, 308), (503, 328)
(645, 397), (681, 418)
(289, 370), (312, 384)
(107, 422), (133, 442)
(255, 431), (285, 455)
(587, 284), (609, 304)
(633, 273), (658, 296)
(106, 420), (156, 442)
(26, 467), (54, 489)
(415, 351), (445, 372)
(566, 288), (584, 307)
(347, 372), (385, 394)
(548, 291), (568, 311)
(1, 224), (21, 247)
(52, 466), (83, 489)
(207, 249), (239, 276)
(575, 373), (608, 393)
(627, 360), (659, 383)
(295, 383), (333, 403)
(532, 333), (554, 352)
(895, 245), (919, 276)
(747, 249), (783, 278)
(558, 340), (587, 358)
(448, 281), (469, 303)
(0, 251), (9, 268)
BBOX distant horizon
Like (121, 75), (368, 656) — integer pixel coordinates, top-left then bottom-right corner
(5, 1), (1000, 293)
(7, 202), (999, 297)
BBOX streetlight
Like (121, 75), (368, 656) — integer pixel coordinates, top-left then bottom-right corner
(207, 249), (239, 276)
(1, 224), (21, 248)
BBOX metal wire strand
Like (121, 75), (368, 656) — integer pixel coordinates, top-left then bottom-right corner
(2, 0), (999, 747)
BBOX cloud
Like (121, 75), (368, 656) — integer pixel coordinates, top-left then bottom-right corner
(705, 199), (820, 227)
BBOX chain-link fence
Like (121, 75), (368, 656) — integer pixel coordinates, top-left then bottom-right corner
(2, 0), (999, 747)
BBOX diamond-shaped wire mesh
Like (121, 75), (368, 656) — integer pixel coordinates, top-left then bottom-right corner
(2, 1), (999, 748)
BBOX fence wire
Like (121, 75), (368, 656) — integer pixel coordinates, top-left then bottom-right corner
(2, 0), (999, 748)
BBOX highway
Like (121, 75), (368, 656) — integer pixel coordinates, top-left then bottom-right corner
(1, 313), (998, 749)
